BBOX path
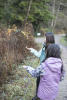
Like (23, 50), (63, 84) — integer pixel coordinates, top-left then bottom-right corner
(35, 34), (67, 100)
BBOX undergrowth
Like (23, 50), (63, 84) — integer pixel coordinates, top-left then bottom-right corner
(0, 56), (40, 100)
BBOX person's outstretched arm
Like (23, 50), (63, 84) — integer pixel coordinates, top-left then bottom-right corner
(23, 64), (45, 77)
(26, 47), (42, 58)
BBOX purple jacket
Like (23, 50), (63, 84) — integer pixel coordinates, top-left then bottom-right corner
(37, 57), (62, 100)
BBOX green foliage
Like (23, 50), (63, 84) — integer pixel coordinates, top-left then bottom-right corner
(3, 57), (39, 100)
(0, 0), (52, 31)
(60, 36), (67, 46)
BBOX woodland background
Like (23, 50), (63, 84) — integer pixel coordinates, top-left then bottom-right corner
(0, 0), (67, 100)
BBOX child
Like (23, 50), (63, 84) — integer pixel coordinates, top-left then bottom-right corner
(23, 44), (64, 100)
(26, 32), (55, 64)
(26, 32), (55, 100)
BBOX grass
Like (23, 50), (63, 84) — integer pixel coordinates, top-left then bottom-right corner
(60, 36), (67, 47)
(0, 36), (42, 100)
(2, 35), (67, 100)
(1, 56), (40, 100)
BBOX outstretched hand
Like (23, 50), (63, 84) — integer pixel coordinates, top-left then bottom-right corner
(23, 65), (27, 69)
(26, 46), (31, 50)
(26, 46), (34, 53)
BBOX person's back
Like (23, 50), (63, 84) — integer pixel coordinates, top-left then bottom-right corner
(37, 57), (62, 100)
(37, 44), (64, 100)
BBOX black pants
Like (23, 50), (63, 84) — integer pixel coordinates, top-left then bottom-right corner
(36, 76), (40, 95)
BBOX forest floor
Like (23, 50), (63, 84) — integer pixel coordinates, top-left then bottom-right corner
(0, 34), (67, 100)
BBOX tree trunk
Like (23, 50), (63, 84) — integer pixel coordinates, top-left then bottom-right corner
(51, 0), (56, 32)
(53, 0), (62, 31)
(25, 0), (33, 23)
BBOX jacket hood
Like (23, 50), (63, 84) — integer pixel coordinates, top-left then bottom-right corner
(45, 57), (62, 73)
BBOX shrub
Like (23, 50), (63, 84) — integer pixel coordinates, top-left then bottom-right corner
(0, 26), (38, 84)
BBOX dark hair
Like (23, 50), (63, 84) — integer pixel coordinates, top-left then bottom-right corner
(46, 33), (55, 44)
(46, 44), (64, 74)
(45, 32), (55, 49)
(45, 32), (53, 36)
(46, 44), (60, 58)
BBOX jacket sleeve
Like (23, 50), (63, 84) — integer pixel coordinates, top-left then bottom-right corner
(29, 48), (42, 58)
(24, 65), (45, 77)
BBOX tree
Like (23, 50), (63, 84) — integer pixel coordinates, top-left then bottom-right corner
(48, 0), (67, 32)
(24, 0), (33, 23)
(0, 0), (52, 32)
(51, 0), (55, 31)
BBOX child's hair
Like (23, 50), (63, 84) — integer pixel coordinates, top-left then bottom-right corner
(45, 32), (55, 49)
(46, 33), (55, 43)
(46, 44), (60, 58)
(46, 44), (64, 74)
(45, 32), (53, 36)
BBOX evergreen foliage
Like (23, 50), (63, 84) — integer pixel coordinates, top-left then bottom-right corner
(0, 0), (52, 31)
